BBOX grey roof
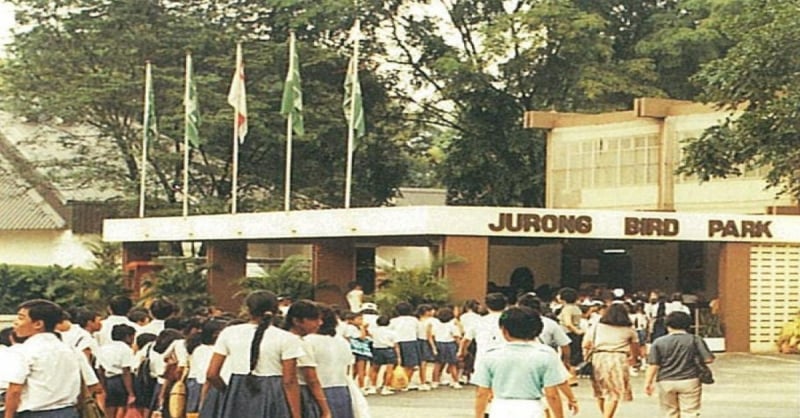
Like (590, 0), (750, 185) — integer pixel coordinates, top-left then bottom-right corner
(0, 170), (66, 230)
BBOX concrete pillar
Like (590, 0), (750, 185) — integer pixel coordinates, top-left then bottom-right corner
(442, 236), (489, 304)
(206, 240), (247, 313)
(312, 239), (355, 307)
(718, 242), (750, 352)
(121, 242), (159, 298)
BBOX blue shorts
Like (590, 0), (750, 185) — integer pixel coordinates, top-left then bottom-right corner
(435, 341), (458, 365)
(417, 339), (436, 362)
(398, 341), (420, 367)
(371, 347), (397, 365)
(636, 329), (647, 345)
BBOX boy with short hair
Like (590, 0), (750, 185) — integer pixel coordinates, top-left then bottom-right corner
(97, 324), (137, 418)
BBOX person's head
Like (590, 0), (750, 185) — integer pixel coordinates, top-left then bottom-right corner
(670, 292), (683, 303)
(485, 292), (508, 312)
(75, 308), (102, 332)
(111, 323), (136, 345)
(665, 311), (692, 331)
(648, 290), (661, 304)
(55, 310), (72, 332)
(359, 303), (379, 315)
(316, 304), (339, 337)
(416, 304), (435, 317)
(108, 295), (134, 316)
(499, 306), (542, 341)
(395, 302), (414, 316)
(599, 303), (632, 327)
(150, 298), (178, 320)
(285, 300), (322, 336)
(435, 307), (455, 323)
(558, 287), (578, 304)
(462, 299), (480, 313)
(516, 293), (542, 313)
(347, 281), (362, 291)
(0, 327), (14, 346)
(153, 328), (183, 354)
(15, 299), (64, 337)
(135, 332), (157, 351)
(127, 307), (151, 326)
(200, 319), (228, 345)
(344, 311), (364, 326)
(376, 315), (390, 327)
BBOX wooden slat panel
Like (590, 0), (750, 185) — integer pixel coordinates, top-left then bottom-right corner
(749, 244), (800, 351)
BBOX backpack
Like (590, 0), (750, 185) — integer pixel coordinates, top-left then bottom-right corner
(133, 345), (156, 404)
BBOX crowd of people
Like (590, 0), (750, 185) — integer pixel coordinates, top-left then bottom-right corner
(0, 284), (715, 418)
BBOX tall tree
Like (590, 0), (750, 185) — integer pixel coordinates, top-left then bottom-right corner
(678, 0), (800, 198)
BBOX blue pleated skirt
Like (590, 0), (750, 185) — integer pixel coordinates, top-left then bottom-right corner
(186, 377), (201, 413)
(324, 386), (354, 418)
(300, 385), (321, 418)
(218, 374), (291, 418)
(198, 386), (222, 418)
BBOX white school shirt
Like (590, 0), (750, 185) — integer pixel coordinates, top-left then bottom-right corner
(459, 311), (481, 337)
(389, 316), (418, 342)
(342, 324), (362, 340)
(304, 334), (353, 388)
(296, 338), (317, 385)
(0, 345), (24, 408)
(188, 344), (214, 384)
(59, 323), (94, 353)
(97, 341), (136, 377)
(466, 311), (505, 384)
(370, 326), (398, 349)
(138, 319), (165, 337)
(6, 333), (81, 413)
(417, 316), (434, 340)
(537, 316), (571, 350)
(431, 319), (460, 343)
(213, 323), (305, 377)
(149, 339), (189, 384)
(97, 315), (140, 347)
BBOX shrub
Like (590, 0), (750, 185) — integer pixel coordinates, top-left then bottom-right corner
(238, 255), (314, 300)
(373, 256), (461, 315)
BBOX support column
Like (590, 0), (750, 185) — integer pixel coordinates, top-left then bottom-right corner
(718, 242), (750, 352)
(206, 240), (247, 313)
(122, 242), (159, 298)
(442, 236), (489, 304)
(312, 239), (356, 306)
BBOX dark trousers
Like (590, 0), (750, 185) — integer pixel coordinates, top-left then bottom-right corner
(16, 406), (79, 418)
(567, 332), (584, 366)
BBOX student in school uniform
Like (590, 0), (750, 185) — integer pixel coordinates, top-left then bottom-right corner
(306, 305), (356, 418)
(458, 293), (508, 384)
(473, 306), (576, 418)
(139, 298), (178, 337)
(186, 319), (226, 415)
(342, 312), (372, 393)
(388, 302), (420, 390)
(367, 316), (399, 396)
(148, 328), (188, 418)
(285, 300), (332, 418)
(0, 327), (23, 415)
(97, 324), (137, 418)
(429, 307), (462, 389)
(5, 299), (83, 418)
(206, 290), (304, 418)
(98, 296), (140, 347)
(415, 304), (437, 391)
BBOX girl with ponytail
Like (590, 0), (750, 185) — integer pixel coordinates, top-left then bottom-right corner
(206, 291), (304, 418)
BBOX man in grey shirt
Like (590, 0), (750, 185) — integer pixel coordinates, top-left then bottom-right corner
(645, 311), (714, 418)
(517, 294), (572, 370)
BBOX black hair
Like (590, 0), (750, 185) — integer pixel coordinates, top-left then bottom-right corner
(499, 306), (542, 340)
(150, 298), (177, 320)
(599, 303), (633, 327)
(245, 290), (278, 393)
(376, 315), (390, 327)
(111, 324), (137, 342)
(74, 308), (100, 328)
(559, 287), (578, 304)
(108, 295), (133, 316)
(0, 327), (13, 346)
(136, 332), (157, 350)
(670, 292), (683, 303)
(18, 299), (64, 333)
(395, 302), (413, 316)
(462, 299), (480, 313)
(342, 311), (361, 322)
(347, 281), (360, 290)
(665, 311), (692, 330)
(127, 307), (150, 324)
(415, 304), (434, 317)
(165, 317), (186, 333)
(200, 319), (227, 345)
(485, 292), (508, 311)
(435, 307), (455, 323)
(317, 304), (339, 337)
(517, 293), (542, 313)
(153, 329), (183, 354)
(285, 300), (321, 333)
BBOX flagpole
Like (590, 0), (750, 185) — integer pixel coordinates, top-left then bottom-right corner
(344, 20), (360, 209)
(183, 53), (191, 218)
(139, 61), (152, 218)
(232, 113), (239, 215)
(284, 33), (296, 212)
(229, 42), (244, 215)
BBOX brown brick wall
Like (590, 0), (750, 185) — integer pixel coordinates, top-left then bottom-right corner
(718, 242), (750, 352)
(443, 236), (489, 304)
(312, 240), (355, 307)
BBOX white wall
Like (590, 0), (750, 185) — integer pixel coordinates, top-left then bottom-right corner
(376, 246), (432, 270)
(488, 243), (563, 288)
(0, 230), (97, 268)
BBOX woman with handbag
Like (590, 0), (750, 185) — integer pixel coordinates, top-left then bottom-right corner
(582, 303), (639, 418)
(644, 311), (715, 418)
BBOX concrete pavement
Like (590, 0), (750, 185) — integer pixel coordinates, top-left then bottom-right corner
(365, 353), (800, 418)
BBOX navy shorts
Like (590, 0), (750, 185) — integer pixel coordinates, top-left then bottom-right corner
(435, 341), (458, 365)
(371, 347), (398, 365)
(398, 341), (420, 367)
(417, 339), (436, 362)
(104, 375), (128, 407)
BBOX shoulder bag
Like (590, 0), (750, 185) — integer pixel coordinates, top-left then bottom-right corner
(575, 325), (598, 377)
(692, 335), (714, 384)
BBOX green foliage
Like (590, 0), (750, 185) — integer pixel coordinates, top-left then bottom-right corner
(238, 255), (314, 301)
(142, 259), (212, 315)
(373, 257), (461, 314)
(679, 0), (800, 199)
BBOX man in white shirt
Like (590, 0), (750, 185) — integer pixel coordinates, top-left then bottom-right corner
(5, 299), (82, 418)
(458, 292), (508, 383)
(138, 298), (177, 337)
(97, 296), (139, 347)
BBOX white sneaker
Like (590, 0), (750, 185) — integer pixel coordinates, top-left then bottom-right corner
(407, 383), (419, 390)
(380, 387), (395, 395)
(430, 382), (439, 389)
(363, 387), (377, 395)
(418, 383), (432, 391)
(450, 382), (463, 389)
(629, 367), (639, 377)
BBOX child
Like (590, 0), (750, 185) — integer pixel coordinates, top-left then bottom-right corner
(97, 323), (137, 418)
(343, 312), (372, 393)
(430, 307), (461, 389)
(206, 291), (305, 418)
(305, 305), (356, 417)
(631, 302), (648, 370)
(473, 307), (574, 418)
(368, 315), (399, 395)
(388, 302), (420, 391)
(345, 281), (364, 313)
(416, 304), (436, 391)
(186, 319), (226, 415)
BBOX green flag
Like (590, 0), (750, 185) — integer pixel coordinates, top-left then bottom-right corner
(280, 32), (304, 136)
(185, 53), (201, 147)
(343, 23), (365, 139)
(144, 62), (157, 145)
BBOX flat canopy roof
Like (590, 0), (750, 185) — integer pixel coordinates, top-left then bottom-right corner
(104, 206), (800, 244)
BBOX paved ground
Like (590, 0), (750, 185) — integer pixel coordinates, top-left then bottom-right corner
(365, 353), (800, 418)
